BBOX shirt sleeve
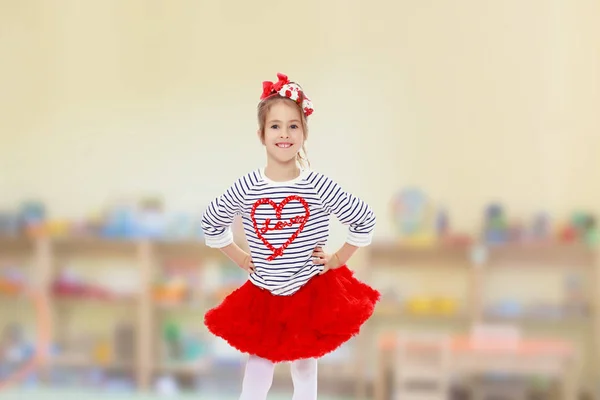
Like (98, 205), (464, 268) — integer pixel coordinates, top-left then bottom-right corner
(314, 173), (376, 247)
(200, 178), (246, 248)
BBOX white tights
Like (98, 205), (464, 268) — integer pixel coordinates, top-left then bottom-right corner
(238, 355), (318, 400)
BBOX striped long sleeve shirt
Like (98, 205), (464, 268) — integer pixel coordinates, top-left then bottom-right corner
(201, 168), (376, 296)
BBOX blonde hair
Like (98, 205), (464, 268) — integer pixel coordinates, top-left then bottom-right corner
(257, 95), (310, 169)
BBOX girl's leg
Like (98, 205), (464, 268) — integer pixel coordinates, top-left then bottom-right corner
(239, 355), (275, 400)
(291, 358), (318, 400)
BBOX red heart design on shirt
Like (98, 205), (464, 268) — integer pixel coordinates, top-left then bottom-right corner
(250, 195), (310, 261)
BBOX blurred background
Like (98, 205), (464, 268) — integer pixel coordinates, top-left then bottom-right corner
(1, 1), (599, 399)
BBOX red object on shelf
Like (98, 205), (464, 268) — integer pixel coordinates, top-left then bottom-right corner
(51, 280), (126, 301)
(559, 226), (577, 243)
(0, 279), (23, 295)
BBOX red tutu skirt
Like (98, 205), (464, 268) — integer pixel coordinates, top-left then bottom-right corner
(204, 265), (380, 363)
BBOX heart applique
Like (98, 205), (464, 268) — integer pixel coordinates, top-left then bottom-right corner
(250, 195), (310, 261)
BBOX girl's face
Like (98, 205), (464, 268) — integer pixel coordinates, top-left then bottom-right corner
(260, 100), (305, 166)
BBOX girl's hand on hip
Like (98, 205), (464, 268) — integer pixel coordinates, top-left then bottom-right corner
(240, 253), (255, 273)
(312, 246), (342, 275)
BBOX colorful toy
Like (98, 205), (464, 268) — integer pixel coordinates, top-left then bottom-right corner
(163, 321), (183, 361)
(485, 300), (523, 319)
(152, 278), (188, 304)
(482, 203), (508, 244)
(18, 201), (46, 237)
(0, 288), (50, 391)
(431, 297), (459, 316)
(405, 296), (434, 315)
(101, 202), (137, 238)
(391, 188), (433, 239)
(135, 196), (166, 238)
(0, 266), (25, 296)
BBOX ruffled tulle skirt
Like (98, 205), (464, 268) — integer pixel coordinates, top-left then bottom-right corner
(204, 265), (380, 363)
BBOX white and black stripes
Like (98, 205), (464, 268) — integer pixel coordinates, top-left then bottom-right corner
(306, 172), (376, 247)
(201, 168), (376, 296)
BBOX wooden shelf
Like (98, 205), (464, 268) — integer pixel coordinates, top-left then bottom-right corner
(53, 295), (139, 307)
(154, 302), (204, 311)
(483, 314), (592, 325)
(483, 243), (595, 267)
(369, 241), (472, 265)
(374, 308), (469, 323)
(52, 355), (134, 370)
(51, 237), (140, 256)
(362, 240), (600, 397)
(0, 235), (36, 254)
(2, 235), (598, 397)
(153, 240), (223, 259)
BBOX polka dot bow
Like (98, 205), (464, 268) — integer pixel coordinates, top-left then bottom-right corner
(260, 73), (314, 117)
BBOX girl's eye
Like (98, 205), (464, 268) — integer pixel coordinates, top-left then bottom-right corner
(271, 125), (279, 129)
(290, 124), (299, 129)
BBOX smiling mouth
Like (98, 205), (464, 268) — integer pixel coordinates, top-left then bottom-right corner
(276, 143), (293, 148)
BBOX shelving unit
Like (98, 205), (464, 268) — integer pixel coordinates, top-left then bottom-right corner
(1, 236), (598, 397)
(0, 236), (228, 392)
(360, 240), (600, 398)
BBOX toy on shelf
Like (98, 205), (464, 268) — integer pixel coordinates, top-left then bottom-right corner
(153, 259), (201, 306)
(390, 187), (436, 246)
(431, 297), (459, 316)
(0, 201), (48, 238)
(554, 211), (599, 245)
(18, 201), (46, 238)
(0, 266), (26, 296)
(161, 321), (207, 366)
(481, 204), (552, 244)
(164, 213), (199, 241)
(100, 200), (138, 239)
(0, 323), (35, 366)
(482, 203), (508, 245)
(480, 204), (599, 246)
(52, 267), (135, 301)
(571, 212), (598, 246)
(404, 295), (460, 317)
(0, 322), (39, 388)
(92, 338), (112, 365)
(390, 188), (472, 247)
(484, 300), (524, 320)
(153, 278), (188, 305)
(207, 260), (249, 302)
(135, 197), (166, 239)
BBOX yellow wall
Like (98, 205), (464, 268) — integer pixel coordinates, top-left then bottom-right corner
(1, 0), (599, 243)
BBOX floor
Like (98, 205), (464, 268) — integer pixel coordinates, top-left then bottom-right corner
(0, 388), (356, 400)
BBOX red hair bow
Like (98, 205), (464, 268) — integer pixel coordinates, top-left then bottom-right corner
(260, 73), (290, 100)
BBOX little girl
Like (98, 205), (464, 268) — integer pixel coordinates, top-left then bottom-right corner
(201, 73), (380, 400)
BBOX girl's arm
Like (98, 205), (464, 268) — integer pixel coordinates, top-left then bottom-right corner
(220, 242), (252, 269)
(311, 173), (376, 266)
(334, 242), (359, 265)
(201, 177), (249, 265)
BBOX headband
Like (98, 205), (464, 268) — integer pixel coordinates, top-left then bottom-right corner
(260, 73), (314, 117)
